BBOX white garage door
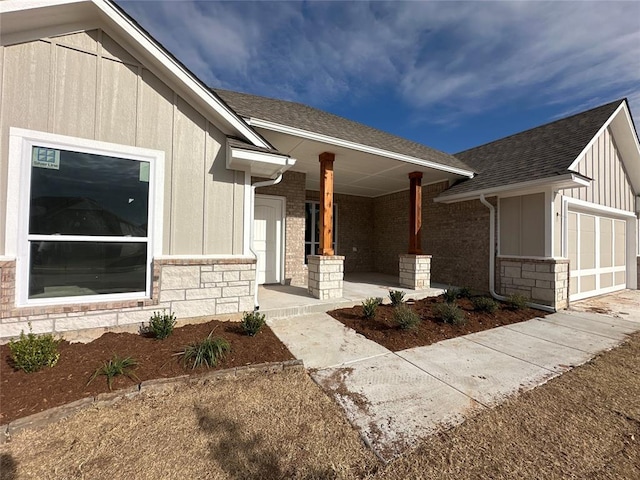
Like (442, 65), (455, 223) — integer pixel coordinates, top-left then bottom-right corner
(254, 196), (283, 285)
(568, 210), (626, 300)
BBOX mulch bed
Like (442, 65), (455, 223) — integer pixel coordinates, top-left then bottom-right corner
(328, 295), (548, 352)
(0, 320), (294, 424)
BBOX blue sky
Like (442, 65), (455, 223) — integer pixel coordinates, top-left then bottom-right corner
(117, 0), (640, 154)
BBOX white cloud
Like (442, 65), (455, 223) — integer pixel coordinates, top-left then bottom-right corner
(118, 0), (640, 122)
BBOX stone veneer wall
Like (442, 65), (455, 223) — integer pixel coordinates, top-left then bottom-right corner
(373, 181), (495, 292)
(0, 257), (255, 339)
(497, 257), (569, 309)
(255, 171), (306, 286)
(306, 191), (375, 273)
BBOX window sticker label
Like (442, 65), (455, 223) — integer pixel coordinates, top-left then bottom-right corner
(139, 162), (150, 182)
(32, 147), (60, 170)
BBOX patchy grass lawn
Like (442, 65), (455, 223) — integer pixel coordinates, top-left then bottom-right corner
(2, 333), (639, 479)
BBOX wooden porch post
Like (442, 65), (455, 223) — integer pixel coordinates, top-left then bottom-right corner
(408, 171), (423, 254)
(319, 152), (335, 255)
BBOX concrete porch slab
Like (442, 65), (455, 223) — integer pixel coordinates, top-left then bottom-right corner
(504, 319), (621, 353)
(311, 353), (484, 462)
(267, 313), (389, 370)
(396, 337), (558, 408)
(258, 272), (445, 321)
(540, 312), (632, 340)
(463, 325), (595, 372)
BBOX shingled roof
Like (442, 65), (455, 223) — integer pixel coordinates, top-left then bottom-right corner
(213, 88), (473, 174)
(440, 99), (626, 198)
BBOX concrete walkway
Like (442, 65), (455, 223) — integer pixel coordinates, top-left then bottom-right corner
(267, 290), (640, 461)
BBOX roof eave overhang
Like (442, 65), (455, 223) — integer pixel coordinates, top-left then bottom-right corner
(0, 0), (271, 150)
(569, 101), (640, 194)
(246, 117), (475, 178)
(434, 173), (590, 204)
(227, 143), (296, 179)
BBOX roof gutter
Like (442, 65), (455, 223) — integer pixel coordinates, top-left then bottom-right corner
(435, 172), (590, 204)
(247, 117), (475, 178)
(479, 194), (555, 313)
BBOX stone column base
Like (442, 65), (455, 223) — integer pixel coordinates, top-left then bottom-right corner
(307, 255), (344, 300)
(399, 254), (431, 289)
(497, 257), (569, 310)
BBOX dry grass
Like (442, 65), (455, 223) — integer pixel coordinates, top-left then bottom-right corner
(0, 370), (377, 480)
(2, 334), (639, 480)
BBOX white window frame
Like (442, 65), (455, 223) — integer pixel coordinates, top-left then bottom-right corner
(305, 200), (337, 261)
(6, 128), (164, 307)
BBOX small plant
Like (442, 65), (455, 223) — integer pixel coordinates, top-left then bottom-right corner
(388, 290), (406, 307)
(180, 332), (230, 369)
(507, 294), (529, 310)
(146, 309), (177, 340)
(472, 296), (499, 313)
(393, 305), (421, 330)
(458, 287), (472, 299)
(361, 298), (379, 319)
(8, 324), (61, 373)
(242, 310), (266, 336)
(443, 287), (460, 304)
(375, 297), (384, 306)
(87, 355), (139, 391)
(435, 302), (466, 325)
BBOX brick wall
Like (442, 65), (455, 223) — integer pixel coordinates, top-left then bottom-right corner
(256, 171), (306, 286)
(497, 257), (569, 309)
(373, 181), (495, 292)
(306, 191), (375, 273)
(0, 257), (255, 339)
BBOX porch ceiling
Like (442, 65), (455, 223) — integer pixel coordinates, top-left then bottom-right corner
(257, 129), (470, 197)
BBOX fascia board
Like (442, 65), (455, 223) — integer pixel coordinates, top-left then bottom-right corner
(248, 117), (475, 178)
(1, 0), (271, 150)
(434, 173), (586, 204)
(91, 0), (271, 149)
(568, 102), (625, 171)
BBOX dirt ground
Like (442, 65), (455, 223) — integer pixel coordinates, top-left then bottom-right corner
(2, 333), (638, 480)
(329, 295), (547, 351)
(0, 319), (293, 424)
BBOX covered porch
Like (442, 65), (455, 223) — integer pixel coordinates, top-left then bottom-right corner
(257, 272), (446, 319)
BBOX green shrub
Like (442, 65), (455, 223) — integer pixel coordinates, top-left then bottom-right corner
(242, 311), (266, 336)
(507, 294), (529, 310)
(146, 309), (177, 340)
(8, 325), (61, 373)
(472, 296), (499, 313)
(458, 287), (472, 299)
(87, 355), (138, 391)
(181, 332), (230, 369)
(435, 302), (466, 325)
(393, 305), (420, 330)
(388, 290), (406, 307)
(361, 298), (379, 319)
(443, 287), (460, 304)
(374, 297), (384, 306)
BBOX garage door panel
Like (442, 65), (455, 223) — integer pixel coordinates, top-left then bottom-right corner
(600, 272), (613, 288)
(599, 218), (612, 268)
(614, 220), (625, 267)
(579, 215), (596, 270)
(615, 271), (626, 286)
(568, 212), (578, 270)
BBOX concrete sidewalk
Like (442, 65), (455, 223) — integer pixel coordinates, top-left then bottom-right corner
(267, 291), (640, 461)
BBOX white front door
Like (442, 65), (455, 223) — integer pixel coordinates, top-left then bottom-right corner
(254, 195), (283, 285)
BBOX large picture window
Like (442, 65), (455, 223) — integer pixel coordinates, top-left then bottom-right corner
(7, 129), (163, 307)
(27, 146), (151, 300)
(305, 201), (337, 262)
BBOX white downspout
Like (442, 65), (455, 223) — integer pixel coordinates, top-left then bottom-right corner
(479, 194), (556, 313)
(249, 173), (284, 311)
